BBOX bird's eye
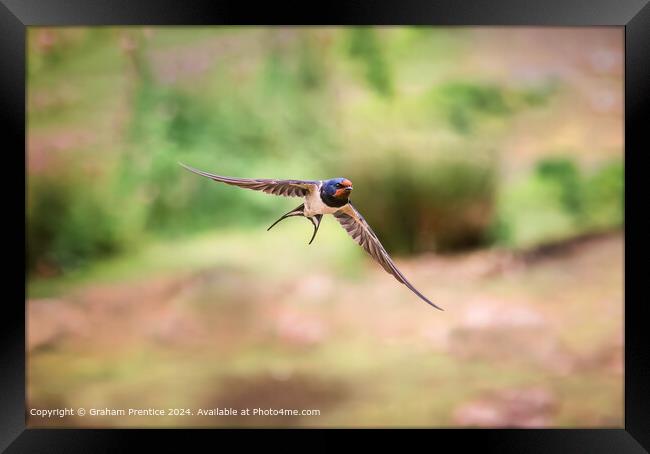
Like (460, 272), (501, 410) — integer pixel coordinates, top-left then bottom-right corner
(335, 183), (342, 188)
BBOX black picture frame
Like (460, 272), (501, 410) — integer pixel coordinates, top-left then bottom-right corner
(3, 0), (648, 451)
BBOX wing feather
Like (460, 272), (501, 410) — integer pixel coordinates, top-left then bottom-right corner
(180, 163), (319, 197)
(333, 204), (442, 310)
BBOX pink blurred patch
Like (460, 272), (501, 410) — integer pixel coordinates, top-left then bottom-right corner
(272, 309), (328, 347)
(453, 387), (557, 427)
(28, 299), (90, 350)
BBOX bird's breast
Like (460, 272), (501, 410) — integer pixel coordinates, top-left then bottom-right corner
(304, 191), (341, 217)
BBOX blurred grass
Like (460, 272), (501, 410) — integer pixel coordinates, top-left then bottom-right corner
(28, 221), (365, 298)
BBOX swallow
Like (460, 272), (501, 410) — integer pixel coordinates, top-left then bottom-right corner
(180, 163), (442, 310)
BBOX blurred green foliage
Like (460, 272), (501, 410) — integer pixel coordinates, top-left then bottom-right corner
(492, 157), (623, 247)
(27, 28), (623, 275)
(430, 81), (557, 134)
(536, 158), (584, 218)
(347, 28), (394, 97)
(349, 151), (497, 253)
(27, 171), (143, 273)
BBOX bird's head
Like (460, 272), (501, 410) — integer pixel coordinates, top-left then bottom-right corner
(322, 178), (353, 201)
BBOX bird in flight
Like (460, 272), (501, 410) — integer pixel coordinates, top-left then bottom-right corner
(180, 163), (442, 310)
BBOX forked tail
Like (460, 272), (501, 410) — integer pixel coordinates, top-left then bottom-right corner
(267, 204), (323, 244)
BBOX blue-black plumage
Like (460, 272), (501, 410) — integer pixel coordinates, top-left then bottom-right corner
(320, 178), (354, 208)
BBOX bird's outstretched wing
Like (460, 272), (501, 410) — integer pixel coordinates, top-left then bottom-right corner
(180, 163), (320, 197)
(333, 203), (442, 310)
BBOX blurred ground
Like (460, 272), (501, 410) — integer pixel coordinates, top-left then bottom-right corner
(28, 228), (622, 428)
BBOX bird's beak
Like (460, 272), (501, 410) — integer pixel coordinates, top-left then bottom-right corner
(345, 187), (353, 192)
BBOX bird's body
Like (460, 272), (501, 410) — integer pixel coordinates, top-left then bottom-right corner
(303, 184), (340, 217)
(180, 163), (442, 310)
